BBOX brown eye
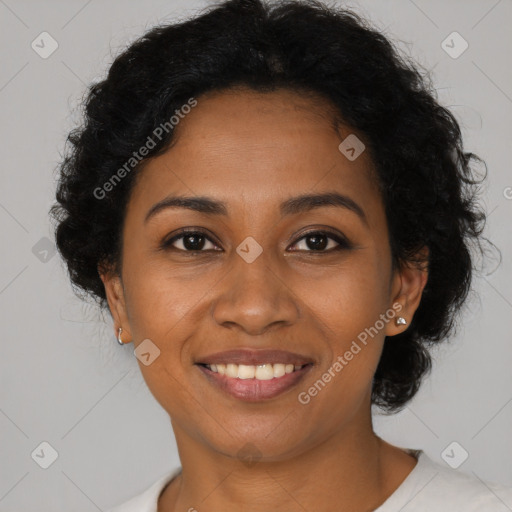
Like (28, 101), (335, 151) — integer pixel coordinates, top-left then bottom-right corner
(163, 230), (220, 252)
(289, 230), (351, 252)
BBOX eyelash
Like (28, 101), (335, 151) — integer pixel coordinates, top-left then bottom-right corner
(161, 228), (352, 253)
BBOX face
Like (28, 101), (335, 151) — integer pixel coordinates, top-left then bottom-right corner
(101, 87), (426, 461)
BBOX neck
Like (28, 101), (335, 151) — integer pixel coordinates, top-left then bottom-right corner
(158, 413), (417, 512)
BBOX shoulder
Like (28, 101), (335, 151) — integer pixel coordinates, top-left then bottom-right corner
(380, 449), (512, 512)
(428, 462), (512, 510)
(105, 468), (181, 512)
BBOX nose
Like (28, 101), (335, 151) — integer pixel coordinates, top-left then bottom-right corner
(211, 251), (300, 336)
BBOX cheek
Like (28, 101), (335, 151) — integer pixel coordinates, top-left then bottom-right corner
(120, 255), (225, 396)
(297, 252), (391, 335)
(120, 260), (206, 412)
(297, 253), (391, 388)
(121, 249), (217, 338)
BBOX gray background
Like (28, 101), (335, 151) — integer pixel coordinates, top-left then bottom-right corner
(0, 0), (511, 510)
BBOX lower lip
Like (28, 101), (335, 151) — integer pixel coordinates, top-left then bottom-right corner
(196, 364), (313, 401)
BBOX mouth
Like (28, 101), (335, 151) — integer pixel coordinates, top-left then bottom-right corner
(195, 362), (314, 401)
(200, 362), (309, 379)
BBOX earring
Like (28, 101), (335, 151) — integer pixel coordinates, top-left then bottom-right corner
(395, 317), (407, 326)
(117, 327), (125, 345)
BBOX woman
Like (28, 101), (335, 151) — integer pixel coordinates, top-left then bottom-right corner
(50, 0), (511, 510)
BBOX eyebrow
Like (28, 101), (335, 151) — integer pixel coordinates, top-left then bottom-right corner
(144, 192), (367, 225)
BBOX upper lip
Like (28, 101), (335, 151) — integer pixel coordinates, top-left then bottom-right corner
(196, 349), (314, 366)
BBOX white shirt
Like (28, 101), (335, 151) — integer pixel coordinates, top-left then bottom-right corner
(106, 449), (512, 511)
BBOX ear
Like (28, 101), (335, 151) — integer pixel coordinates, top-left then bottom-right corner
(98, 263), (132, 343)
(385, 247), (429, 337)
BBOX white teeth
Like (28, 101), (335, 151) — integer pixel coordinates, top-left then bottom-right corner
(205, 362), (305, 380)
(226, 363), (238, 378)
(273, 363), (286, 378)
(255, 364), (274, 380)
(238, 364), (255, 379)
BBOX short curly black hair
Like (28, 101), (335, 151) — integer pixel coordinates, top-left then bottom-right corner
(50, 0), (487, 412)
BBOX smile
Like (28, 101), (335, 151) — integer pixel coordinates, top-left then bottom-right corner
(204, 362), (307, 379)
(197, 363), (313, 401)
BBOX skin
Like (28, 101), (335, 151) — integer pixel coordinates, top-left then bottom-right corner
(100, 87), (428, 512)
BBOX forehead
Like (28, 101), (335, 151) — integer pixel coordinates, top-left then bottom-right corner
(128, 87), (381, 222)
